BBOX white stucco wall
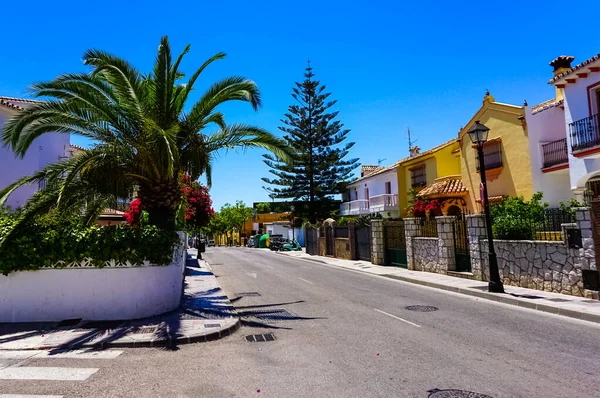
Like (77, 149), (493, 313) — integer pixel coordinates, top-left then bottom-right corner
(347, 168), (398, 200)
(525, 105), (572, 206)
(562, 72), (600, 188)
(0, 107), (70, 209)
(0, 242), (186, 323)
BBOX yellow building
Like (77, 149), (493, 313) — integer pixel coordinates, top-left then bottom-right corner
(396, 139), (463, 216)
(458, 91), (532, 211)
(214, 212), (290, 246)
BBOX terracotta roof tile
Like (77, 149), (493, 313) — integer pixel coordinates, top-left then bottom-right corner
(531, 98), (564, 115)
(476, 195), (504, 204)
(550, 53), (600, 83)
(0, 96), (42, 111)
(361, 165), (382, 177)
(417, 175), (468, 198)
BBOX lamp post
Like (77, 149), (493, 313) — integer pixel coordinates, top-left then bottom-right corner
(467, 120), (505, 294)
(290, 205), (296, 241)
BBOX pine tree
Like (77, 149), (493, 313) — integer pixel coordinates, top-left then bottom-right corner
(262, 63), (359, 223)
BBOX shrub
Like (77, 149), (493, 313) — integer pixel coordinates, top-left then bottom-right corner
(490, 192), (547, 240)
(0, 212), (179, 275)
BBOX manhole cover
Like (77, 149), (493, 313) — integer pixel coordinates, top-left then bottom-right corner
(405, 305), (439, 312)
(242, 309), (297, 322)
(245, 333), (275, 342)
(428, 389), (493, 398)
(236, 292), (261, 297)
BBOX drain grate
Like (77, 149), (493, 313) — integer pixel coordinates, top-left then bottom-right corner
(129, 326), (159, 335)
(242, 309), (297, 322)
(428, 388), (493, 398)
(236, 292), (261, 297)
(204, 323), (221, 328)
(245, 333), (275, 342)
(55, 318), (82, 328)
(405, 305), (439, 312)
(545, 298), (572, 302)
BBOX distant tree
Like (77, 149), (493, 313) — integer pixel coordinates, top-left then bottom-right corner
(255, 202), (271, 214)
(220, 200), (253, 245)
(262, 62), (359, 223)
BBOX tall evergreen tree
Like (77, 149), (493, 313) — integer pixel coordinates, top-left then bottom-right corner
(262, 63), (359, 222)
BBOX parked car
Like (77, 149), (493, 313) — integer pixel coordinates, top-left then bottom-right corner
(247, 236), (255, 247)
(207, 240), (215, 247)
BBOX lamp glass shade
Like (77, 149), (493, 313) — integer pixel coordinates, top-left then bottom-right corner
(467, 120), (490, 145)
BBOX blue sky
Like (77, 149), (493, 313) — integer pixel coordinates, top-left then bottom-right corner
(1, 0), (598, 210)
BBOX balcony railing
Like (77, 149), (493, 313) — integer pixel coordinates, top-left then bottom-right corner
(340, 200), (370, 216)
(476, 150), (503, 171)
(542, 138), (568, 168)
(369, 194), (398, 211)
(570, 114), (600, 152)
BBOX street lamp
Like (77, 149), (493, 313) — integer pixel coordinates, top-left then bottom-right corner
(468, 120), (504, 294)
(290, 205), (296, 241)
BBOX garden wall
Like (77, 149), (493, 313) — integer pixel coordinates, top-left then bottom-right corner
(335, 238), (351, 260)
(412, 237), (440, 273)
(0, 234), (186, 322)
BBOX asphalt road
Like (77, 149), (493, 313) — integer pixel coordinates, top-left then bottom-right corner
(2, 246), (600, 398)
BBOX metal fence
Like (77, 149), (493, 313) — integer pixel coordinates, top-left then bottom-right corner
(415, 218), (438, 238)
(492, 208), (575, 241)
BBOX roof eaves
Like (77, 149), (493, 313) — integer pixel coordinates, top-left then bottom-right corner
(549, 53), (600, 84)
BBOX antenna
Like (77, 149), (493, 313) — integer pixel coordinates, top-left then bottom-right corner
(377, 158), (387, 167)
(408, 127), (418, 153)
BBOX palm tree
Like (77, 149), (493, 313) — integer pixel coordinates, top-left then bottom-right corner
(0, 36), (292, 234)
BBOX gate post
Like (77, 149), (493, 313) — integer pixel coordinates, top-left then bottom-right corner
(467, 214), (486, 281)
(403, 218), (420, 270)
(435, 216), (456, 273)
(348, 221), (358, 260)
(371, 219), (385, 265)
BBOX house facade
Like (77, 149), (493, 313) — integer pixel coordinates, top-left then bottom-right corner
(0, 97), (70, 209)
(547, 54), (600, 203)
(340, 165), (400, 217)
(397, 139), (464, 216)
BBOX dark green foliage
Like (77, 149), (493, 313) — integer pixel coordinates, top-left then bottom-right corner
(490, 192), (547, 240)
(255, 202), (271, 214)
(0, 212), (179, 275)
(262, 63), (359, 222)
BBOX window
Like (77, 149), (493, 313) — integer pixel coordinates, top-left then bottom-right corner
(364, 188), (369, 201)
(410, 164), (426, 188)
(596, 89), (600, 116)
(476, 142), (503, 171)
(385, 182), (391, 195)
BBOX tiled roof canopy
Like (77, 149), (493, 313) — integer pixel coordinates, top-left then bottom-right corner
(531, 98), (564, 115)
(417, 175), (468, 198)
(0, 96), (42, 111)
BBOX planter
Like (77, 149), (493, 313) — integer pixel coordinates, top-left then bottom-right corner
(0, 233), (187, 323)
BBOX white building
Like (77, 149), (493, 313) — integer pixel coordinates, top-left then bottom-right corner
(526, 54), (600, 205)
(340, 164), (400, 218)
(0, 96), (70, 209)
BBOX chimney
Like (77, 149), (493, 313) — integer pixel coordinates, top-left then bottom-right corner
(409, 146), (421, 157)
(360, 165), (379, 177)
(550, 55), (574, 100)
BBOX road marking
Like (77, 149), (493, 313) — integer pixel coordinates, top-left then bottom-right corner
(245, 272), (257, 278)
(265, 265), (275, 269)
(298, 277), (314, 285)
(0, 350), (123, 360)
(0, 395), (64, 398)
(0, 367), (99, 381)
(374, 309), (421, 328)
(0, 351), (39, 360)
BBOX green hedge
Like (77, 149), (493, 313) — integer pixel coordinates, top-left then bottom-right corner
(0, 212), (180, 275)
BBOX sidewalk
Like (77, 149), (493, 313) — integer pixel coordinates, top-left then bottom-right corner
(277, 250), (600, 324)
(0, 250), (239, 350)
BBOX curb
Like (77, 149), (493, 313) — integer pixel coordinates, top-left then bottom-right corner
(276, 252), (600, 325)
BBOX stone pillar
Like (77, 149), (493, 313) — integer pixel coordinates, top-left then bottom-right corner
(403, 218), (420, 270)
(371, 219), (385, 265)
(573, 188), (587, 204)
(467, 214), (487, 281)
(575, 208), (596, 271)
(436, 216), (456, 273)
(348, 222), (358, 261)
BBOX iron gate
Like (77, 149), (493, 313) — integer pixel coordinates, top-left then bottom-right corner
(384, 220), (407, 268)
(326, 225), (335, 256)
(306, 227), (318, 255)
(452, 214), (471, 272)
(356, 225), (371, 261)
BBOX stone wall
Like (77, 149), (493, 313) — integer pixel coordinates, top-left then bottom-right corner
(319, 237), (326, 256)
(335, 238), (351, 260)
(412, 238), (441, 273)
(473, 208), (595, 297)
(371, 220), (384, 265)
(403, 218), (421, 270)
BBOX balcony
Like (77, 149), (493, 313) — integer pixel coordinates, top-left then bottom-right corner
(340, 200), (370, 216)
(570, 114), (600, 154)
(541, 138), (568, 170)
(475, 150), (503, 171)
(369, 194), (398, 212)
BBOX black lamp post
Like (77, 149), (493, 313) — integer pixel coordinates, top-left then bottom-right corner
(468, 120), (504, 293)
